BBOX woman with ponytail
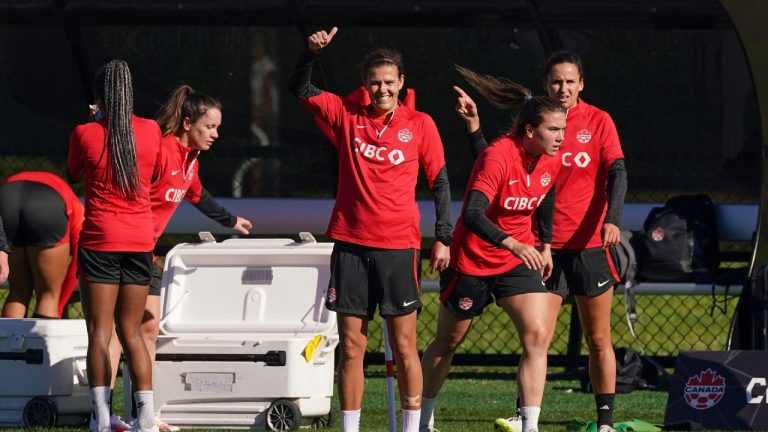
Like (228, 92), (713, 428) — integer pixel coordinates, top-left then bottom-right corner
(99, 84), (252, 432)
(67, 59), (162, 432)
(419, 75), (566, 432)
(447, 54), (627, 432)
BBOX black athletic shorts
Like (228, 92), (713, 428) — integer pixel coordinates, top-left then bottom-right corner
(439, 263), (549, 319)
(0, 181), (68, 247)
(148, 260), (163, 296)
(546, 246), (621, 297)
(78, 247), (153, 285)
(326, 241), (421, 319)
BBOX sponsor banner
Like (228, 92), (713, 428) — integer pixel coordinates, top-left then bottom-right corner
(665, 350), (768, 430)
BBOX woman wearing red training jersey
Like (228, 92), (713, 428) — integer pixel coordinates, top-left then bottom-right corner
(0, 171), (84, 318)
(67, 59), (162, 432)
(456, 51), (628, 432)
(290, 27), (453, 432)
(420, 80), (565, 432)
(105, 85), (252, 431)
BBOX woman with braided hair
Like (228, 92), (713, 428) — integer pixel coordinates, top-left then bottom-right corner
(67, 59), (162, 432)
(102, 84), (252, 432)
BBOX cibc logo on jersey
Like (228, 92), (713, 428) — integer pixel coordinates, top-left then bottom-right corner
(354, 137), (405, 165)
(504, 192), (547, 211)
(164, 187), (189, 203)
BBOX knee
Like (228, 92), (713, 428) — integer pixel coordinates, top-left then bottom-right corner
(140, 318), (160, 341)
(392, 337), (419, 364)
(521, 326), (551, 354)
(584, 329), (612, 353)
(338, 333), (367, 362)
(430, 333), (464, 357)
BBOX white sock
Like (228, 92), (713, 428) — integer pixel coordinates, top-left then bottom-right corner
(134, 391), (156, 430)
(402, 408), (421, 432)
(91, 386), (111, 432)
(520, 406), (541, 432)
(419, 397), (436, 431)
(341, 409), (360, 432)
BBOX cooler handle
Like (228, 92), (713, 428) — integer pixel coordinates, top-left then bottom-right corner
(73, 355), (89, 386)
(0, 348), (43, 364)
(155, 350), (286, 366)
(314, 334), (340, 365)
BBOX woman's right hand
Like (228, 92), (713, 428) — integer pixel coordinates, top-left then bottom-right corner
(453, 85), (480, 133)
(308, 27), (338, 53)
(501, 237), (544, 270)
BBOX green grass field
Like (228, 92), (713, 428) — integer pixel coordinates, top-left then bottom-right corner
(16, 371), (664, 432)
(0, 259), (731, 431)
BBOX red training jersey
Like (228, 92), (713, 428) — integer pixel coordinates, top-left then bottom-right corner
(149, 134), (203, 240)
(299, 91), (447, 249)
(553, 99), (624, 249)
(67, 116), (162, 251)
(3, 171), (84, 317)
(451, 135), (561, 276)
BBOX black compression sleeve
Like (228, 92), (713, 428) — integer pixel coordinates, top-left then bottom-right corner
(0, 216), (9, 253)
(536, 186), (556, 244)
(605, 158), (628, 226)
(468, 128), (489, 159)
(463, 190), (509, 248)
(192, 188), (237, 228)
(431, 166), (453, 245)
(289, 49), (323, 99)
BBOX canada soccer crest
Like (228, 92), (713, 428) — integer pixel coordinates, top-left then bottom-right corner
(651, 227), (665, 242)
(458, 297), (473, 310)
(327, 288), (337, 303)
(540, 172), (552, 187)
(397, 128), (413, 143)
(684, 369), (726, 410)
(576, 129), (592, 144)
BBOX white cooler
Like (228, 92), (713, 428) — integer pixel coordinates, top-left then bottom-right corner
(126, 236), (338, 431)
(0, 318), (91, 427)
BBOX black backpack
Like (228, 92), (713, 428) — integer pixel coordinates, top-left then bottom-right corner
(638, 194), (719, 282)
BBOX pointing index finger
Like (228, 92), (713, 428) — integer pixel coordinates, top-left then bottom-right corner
(453, 85), (470, 99)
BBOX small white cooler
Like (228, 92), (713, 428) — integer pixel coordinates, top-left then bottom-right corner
(128, 236), (338, 431)
(0, 318), (91, 427)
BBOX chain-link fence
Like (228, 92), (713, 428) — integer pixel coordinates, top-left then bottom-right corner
(0, 278), (742, 366)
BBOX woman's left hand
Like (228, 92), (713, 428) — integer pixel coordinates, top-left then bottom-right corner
(602, 223), (620, 248)
(233, 216), (253, 235)
(430, 241), (450, 273)
(538, 245), (553, 281)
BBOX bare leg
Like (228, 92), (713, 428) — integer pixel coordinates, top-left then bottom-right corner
(337, 314), (369, 410)
(29, 243), (70, 317)
(421, 304), (473, 398)
(142, 295), (162, 363)
(115, 283), (152, 390)
(386, 311), (422, 409)
(498, 293), (555, 407)
(575, 290), (616, 394)
(2, 246), (33, 317)
(81, 278), (119, 388)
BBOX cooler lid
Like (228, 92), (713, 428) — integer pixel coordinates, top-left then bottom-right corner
(158, 238), (336, 337)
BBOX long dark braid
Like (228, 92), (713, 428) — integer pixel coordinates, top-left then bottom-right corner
(95, 59), (140, 200)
